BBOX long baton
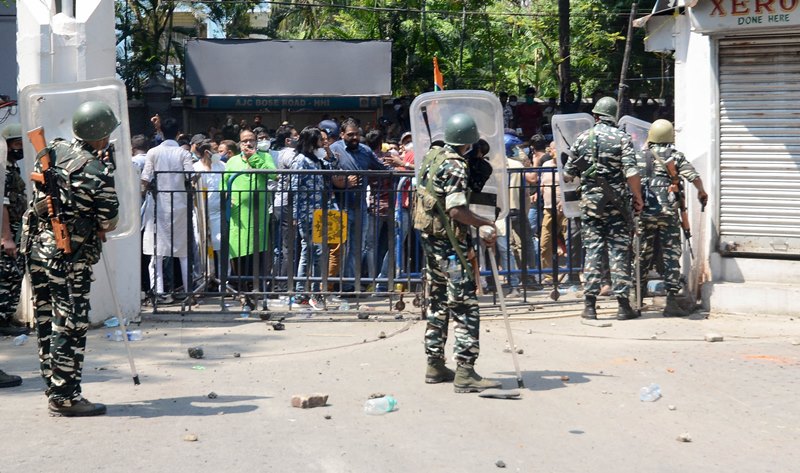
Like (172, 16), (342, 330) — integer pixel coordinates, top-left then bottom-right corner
(633, 216), (642, 312)
(484, 241), (524, 388)
(102, 253), (141, 385)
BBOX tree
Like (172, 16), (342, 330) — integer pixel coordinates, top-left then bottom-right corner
(116, 0), (186, 97)
(196, 1), (262, 39)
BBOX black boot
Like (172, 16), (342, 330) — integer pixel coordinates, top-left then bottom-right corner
(0, 318), (29, 337)
(48, 397), (107, 417)
(663, 294), (691, 317)
(582, 296), (597, 320)
(0, 370), (22, 388)
(617, 297), (640, 320)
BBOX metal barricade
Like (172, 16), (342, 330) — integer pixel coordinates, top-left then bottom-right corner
(142, 165), (591, 315)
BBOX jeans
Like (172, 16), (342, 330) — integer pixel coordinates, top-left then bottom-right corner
(528, 205), (540, 267)
(496, 232), (520, 287)
(295, 224), (321, 294)
(342, 206), (368, 291)
(376, 208), (410, 291)
(365, 213), (391, 281)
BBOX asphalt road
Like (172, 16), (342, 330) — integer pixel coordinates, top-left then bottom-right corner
(1, 296), (799, 473)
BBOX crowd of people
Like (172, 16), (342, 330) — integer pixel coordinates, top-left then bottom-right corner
(0, 88), (695, 405)
(124, 86), (675, 309)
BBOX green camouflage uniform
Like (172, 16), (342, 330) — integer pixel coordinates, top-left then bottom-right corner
(564, 119), (639, 298)
(0, 161), (26, 320)
(21, 139), (119, 405)
(638, 143), (700, 294)
(419, 145), (481, 366)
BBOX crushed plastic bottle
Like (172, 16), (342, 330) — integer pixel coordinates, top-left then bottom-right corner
(340, 301), (350, 311)
(13, 334), (28, 346)
(103, 316), (120, 328)
(647, 280), (666, 296)
(107, 330), (142, 342)
(241, 306), (251, 319)
(363, 395), (398, 415)
(639, 383), (662, 402)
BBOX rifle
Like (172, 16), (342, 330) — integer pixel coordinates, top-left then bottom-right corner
(28, 127), (72, 254)
(665, 157), (693, 258)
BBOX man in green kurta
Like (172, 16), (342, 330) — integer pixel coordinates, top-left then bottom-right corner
(222, 129), (276, 290)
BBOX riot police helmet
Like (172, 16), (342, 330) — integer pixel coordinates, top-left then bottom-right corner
(444, 113), (480, 146)
(647, 119), (674, 144)
(591, 96), (618, 120)
(72, 101), (120, 142)
(1, 123), (22, 142)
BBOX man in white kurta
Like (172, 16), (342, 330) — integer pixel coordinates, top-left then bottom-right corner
(141, 118), (194, 298)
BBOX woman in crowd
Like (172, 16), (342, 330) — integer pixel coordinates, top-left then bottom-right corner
(289, 126), (337, 309)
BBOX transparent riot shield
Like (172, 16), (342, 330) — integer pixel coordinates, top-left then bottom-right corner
(18, 78), (138, 240)
(551, 113), (594, 219)
(409, 90), (508, 222)
(0, 138), (5, 231)
(618, 115), (652, 154)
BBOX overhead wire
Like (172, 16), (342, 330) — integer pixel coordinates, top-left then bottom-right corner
(176, 0), (635, 20)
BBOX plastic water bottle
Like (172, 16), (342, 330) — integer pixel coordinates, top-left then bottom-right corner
(639, 383), (662, 402)
(241, 306), (251, 319)
(127, 330), (143, 341)
(103, 316), (120, 328)
(447, 255), (461, 284)
(13, 334), (28, 346)
(107, 330), (124, 341)
(363, 395), (398, 415)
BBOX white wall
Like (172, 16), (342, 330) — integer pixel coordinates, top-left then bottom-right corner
(674, 12), (800, 315)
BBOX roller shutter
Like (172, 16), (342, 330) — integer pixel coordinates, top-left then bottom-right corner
(718, 35), (800, 257)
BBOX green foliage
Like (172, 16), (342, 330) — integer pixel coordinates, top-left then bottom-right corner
(114, 0), (670, 100)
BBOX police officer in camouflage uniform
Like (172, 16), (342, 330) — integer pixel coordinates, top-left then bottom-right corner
(22, 101), (120, 416)
(564, 97), (644, 320)
(0, 124), (29, 337)
(415, 113), (502, 393)
(638, 119), (708, 317)
(0, 125), (23, 389)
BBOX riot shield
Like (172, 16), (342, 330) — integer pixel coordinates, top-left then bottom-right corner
(618, 115), (652, 154)
(551, 113), (594, 218)
(19, 78), (138, 240)
(0, 138), (5, 231)
(409, 90), (508, 222)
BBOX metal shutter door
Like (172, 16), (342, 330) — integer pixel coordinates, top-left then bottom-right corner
(718, 35), (800, 257)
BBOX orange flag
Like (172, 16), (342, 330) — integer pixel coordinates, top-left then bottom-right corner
(433, 56), (444, 91)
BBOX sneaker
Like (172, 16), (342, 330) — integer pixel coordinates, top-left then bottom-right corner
(327, 295), (345, 305)
(48, 397), (107, 417)
(504, 287), (521, 298)
(154, 294), (174, 305)
(308, 296), (325, 311)
(290, 295), (310, 307)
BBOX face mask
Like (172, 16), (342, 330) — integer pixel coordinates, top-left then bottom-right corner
(403, 143), (413, 151)
(8, 148), (23, 161)
(289, 138), (298, 148)
(509, 101), (517, 107)
(522, 147), (530, 157)
(526, 96), (534, 104)
(314, 148), (327, 160)
(257, 140), (269, 151)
